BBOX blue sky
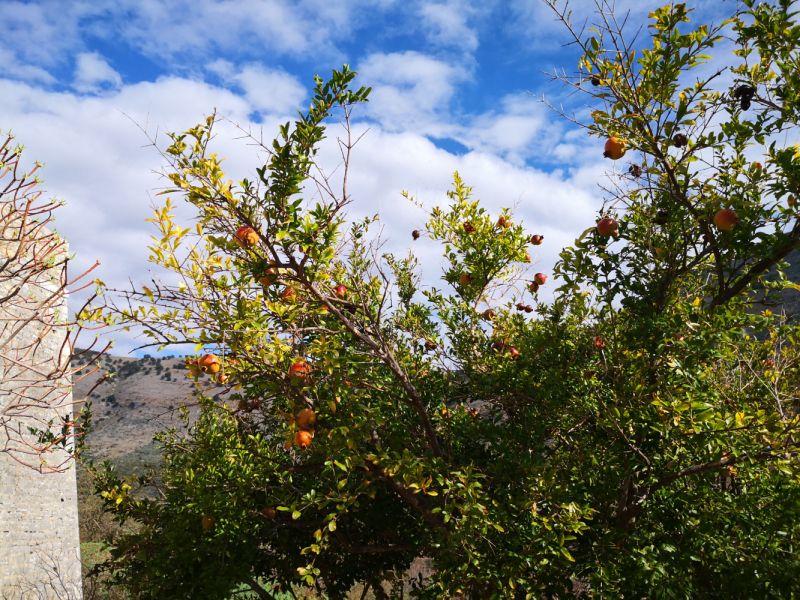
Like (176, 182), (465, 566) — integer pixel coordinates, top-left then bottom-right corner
(0, 0), (732, 355)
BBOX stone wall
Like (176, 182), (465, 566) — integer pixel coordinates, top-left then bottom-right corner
(0, 235), (82, 599)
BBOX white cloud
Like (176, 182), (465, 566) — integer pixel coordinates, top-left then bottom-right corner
(456, 92), (558, 165)
(358, 51), (471, 135)
(0, 47), (56, 83)
(206, 60), (306, 115)
(419, 0), (483, 52)
(73, 53), (122, 93)
(0, 0), (386, 87)
(84, 0), (374, 65)
(0, 2), (86, 69)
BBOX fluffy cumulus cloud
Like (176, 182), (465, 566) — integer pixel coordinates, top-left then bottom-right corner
(418, 0), (486, 52)
(73, 53), (123, 93)
(206, 60), (307, 115)
(358, 51), (471, 135)
(0, 1), (86, 75)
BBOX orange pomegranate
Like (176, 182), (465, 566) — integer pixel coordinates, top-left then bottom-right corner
(186, 360), (201, 377)
(296, 408), (317, 429)
(713, 209), (739, 231)
(202, 515), (215, 530)
(603, 137), (626, 160)
(288, 360), (311, 383)
(596, 217), (619, 237)
(294, 430), (313, 449)
(234, 226), (259, 248)
(198, 354), (220, 374)
(259, 262), (278, 286)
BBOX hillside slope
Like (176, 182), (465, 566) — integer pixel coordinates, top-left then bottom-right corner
(73, 351), (230, 462)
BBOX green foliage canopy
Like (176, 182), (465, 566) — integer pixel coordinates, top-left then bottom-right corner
(85, 5), (800, 598)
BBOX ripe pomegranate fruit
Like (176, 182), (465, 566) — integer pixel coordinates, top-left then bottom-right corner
(459, 273), (473, 286)
(596, 217), (619, 237)
(591, 75), (601, 86)
(509, 347), (520, 360)
(516, 302), (526, 312)
(296, 408), (317, 429)
(185, 359), (201, 377)
(260, 507), (277, 520)
(534, 273), (547, 285)
(234, 226), (259, 248)
(280, 287), (297, 302)
(603, 137), (626, 160)
(412, 230), (420, 240)
(288, 361), (311, 383)
(497, 216), (511, 229)
(713, 209), (739, 231)
(672, 133), (688, 148)
(482, 308), (496, 321)
(594, 337), (605, 349)
(259, 263), (278, 286)
(463, 221), (476, 233)
(333, 285), (348, 299)
(528, 282), (539, 293)
(294, 430), (313, 449)
(198, 354), (220, 374)
(530, 235), (544, 245)
(491, 340), (506, 351)
(216, 372), (229, 385)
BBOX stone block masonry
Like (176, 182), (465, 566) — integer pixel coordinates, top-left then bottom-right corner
(0, 234), (82, 599)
